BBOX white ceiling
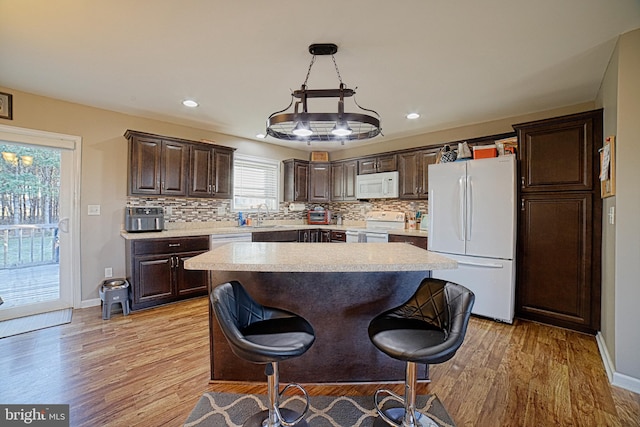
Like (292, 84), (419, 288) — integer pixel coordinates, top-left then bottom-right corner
(1, 1), (639, 152)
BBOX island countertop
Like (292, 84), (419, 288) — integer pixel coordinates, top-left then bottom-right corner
(184, 242), (456, 273)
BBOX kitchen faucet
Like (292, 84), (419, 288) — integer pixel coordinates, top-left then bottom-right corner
(256, 203), (270, 226)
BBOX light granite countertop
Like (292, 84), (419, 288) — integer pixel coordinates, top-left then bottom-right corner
(184, 242), (453, 273)
(120, 222), (428, 240)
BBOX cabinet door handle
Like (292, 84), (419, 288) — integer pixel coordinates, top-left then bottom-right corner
(212, 184), (216, 192)
(521, 199), (525, 211)
(169, 256), (174, 269)
(521, 176), (525, 189)
(168, 243), (181, 247)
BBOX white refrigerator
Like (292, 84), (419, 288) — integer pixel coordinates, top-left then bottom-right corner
(428, 155), (517, 323)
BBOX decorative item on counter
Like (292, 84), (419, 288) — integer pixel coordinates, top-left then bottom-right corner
(406, 211), (417, 229)
(438, 145), (457, 163)
(238, 212), (245, 226)
(457, 141), (472, 160)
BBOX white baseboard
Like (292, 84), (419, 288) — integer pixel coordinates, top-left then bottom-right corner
(596, 332), (640, 394)
(78, 298), (101, 309)
(612, 372), (640, 394)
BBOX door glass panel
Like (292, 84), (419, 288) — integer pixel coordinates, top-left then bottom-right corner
(0, 142), (64, 316)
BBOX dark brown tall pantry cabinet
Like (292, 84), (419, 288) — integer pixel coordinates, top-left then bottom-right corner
(513, 109), (602, 334)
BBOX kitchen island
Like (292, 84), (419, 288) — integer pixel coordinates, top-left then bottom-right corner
(185, 242), (456, 383)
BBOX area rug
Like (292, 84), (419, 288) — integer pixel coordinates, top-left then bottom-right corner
(0, 308), (72, 339)
(184, 392), (455, 427)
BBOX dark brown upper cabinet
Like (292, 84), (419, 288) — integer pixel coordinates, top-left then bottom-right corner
(127, 133), (188, 196)
(517, 112), (596, 193)
(308, 162), (331, 202)
(331, 159), (357, 201)
(358, 154), (397, 174)
(398, 149), (438, 199)
(125, 130), (235, 199)
(188, 144), (234, 198)
(283, 159), (309, 202)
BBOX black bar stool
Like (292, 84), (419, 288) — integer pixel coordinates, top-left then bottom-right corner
(368, 278), (475, 427)
(211, 281), (315, 427)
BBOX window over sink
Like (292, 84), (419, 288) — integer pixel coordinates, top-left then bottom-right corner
(233, 154), (279, 211)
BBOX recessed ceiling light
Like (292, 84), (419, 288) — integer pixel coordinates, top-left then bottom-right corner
(406, 113), (420, 120)
(256, 133), (266, 139)
(182, 99), (199, 108)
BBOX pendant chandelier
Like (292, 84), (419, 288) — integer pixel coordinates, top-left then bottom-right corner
(266, 43), (382, 145)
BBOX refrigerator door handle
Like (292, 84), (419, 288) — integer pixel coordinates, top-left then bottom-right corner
(458, 176), (465, 241)
(458, 260), (504, 269)
(466, 175), (472, 241)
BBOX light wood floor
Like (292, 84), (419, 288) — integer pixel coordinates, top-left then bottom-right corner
(0, 297), (638, 427)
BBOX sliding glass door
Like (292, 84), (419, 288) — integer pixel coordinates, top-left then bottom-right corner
(0, 125), (81, 321)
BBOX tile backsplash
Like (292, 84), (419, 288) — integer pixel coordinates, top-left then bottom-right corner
(127, 197), (428, 225)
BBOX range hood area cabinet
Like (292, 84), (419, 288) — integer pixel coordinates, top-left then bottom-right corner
(357, 153), (397, 175)
(125, 130), (235, 198)
(513, 109), (603, 334)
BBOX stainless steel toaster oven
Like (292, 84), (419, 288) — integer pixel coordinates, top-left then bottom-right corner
(124, 207), (164, 232)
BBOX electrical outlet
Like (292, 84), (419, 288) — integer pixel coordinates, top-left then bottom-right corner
(104, 267), (113, 278)
(609, 206), (615, 225)
(164, 206), (172, 216)
(217, 206), (226, 215)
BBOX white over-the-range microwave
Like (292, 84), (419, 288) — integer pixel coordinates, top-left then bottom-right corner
(355, 171), (399, 199)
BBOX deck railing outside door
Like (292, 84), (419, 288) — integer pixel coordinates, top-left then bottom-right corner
(0, 224), (59, 269)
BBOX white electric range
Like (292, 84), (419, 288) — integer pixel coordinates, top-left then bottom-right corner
(345, 211), (406, 243)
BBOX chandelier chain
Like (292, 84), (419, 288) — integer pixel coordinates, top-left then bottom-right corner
(302, 53), (345, 87)
(302, 55), (316, 87)
(331, 55), (344, 85)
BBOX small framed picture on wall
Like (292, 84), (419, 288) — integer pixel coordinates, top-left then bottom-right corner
(0, 92), (13, 120)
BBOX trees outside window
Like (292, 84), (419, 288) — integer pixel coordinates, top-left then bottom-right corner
(0, 144), (60, 225)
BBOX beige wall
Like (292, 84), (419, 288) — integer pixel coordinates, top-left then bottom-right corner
(596, 40), (619, 365)
(331, 103), (594, 161)
(613, 28), (640, 381)
(595, 27), (640, 389)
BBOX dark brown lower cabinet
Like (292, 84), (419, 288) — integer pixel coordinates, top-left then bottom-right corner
(126, 236), (209, 310)
(251, 230), (299, 242)
(388, 234), (428, 250)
